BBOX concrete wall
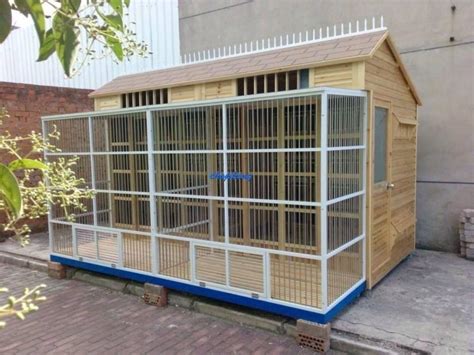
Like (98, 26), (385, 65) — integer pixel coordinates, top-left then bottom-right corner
(178, 0), (474, 253)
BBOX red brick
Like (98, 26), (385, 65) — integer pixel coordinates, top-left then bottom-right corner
(296, 319), (331, 353)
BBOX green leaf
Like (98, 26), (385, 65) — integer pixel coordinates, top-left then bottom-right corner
(53, 13), (79, 77)
(14, 0), (29, 16)
(105, 33), (124, 61)
(97, 8), (123, 31)
(107, 0), (123, 16)
(0, 163), (23, 218)
(55, 0), (80, 14)
(16, 0), (46, 44)
(8, 159), (48, 171)
(0, 0), (12, 43)
(37, 29), (56, 61)
(104, 13), (123, 31)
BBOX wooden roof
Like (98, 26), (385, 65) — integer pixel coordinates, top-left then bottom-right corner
(90, 29), (420, 105)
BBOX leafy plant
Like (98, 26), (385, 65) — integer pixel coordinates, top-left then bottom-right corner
(0, 0), (149, 77)
(0, 285), (46, 328)
(0, 106), (94, 245)
(0, 107), (94, 328)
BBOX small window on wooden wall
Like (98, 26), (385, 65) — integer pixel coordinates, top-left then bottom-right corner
(374, 107), (388, 183)
(121, 89), (169, 108)
(237, 69), (310, 96)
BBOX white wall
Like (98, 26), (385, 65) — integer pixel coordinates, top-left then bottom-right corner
(0, 0), (180, 89)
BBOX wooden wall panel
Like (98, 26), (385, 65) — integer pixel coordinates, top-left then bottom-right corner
(169, 80), (237, 103)
(169, 85), (198, 102)
(311, 62), (365, 89)
(94, 95), (121, 111)
(204, 79), (236, 99)
(365, 40), (418, 288)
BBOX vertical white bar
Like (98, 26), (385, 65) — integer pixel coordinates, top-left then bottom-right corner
(41, 119), (53, 254)
(146, 109), (158, 275)
(222, 104), (230, 243)
(103, 120), (113, 225)
(88, 116), (98, 227)
(222, 103), (230, 287)
(190, 240), (196, 283)
(117, 231), (123, 267)
(95, 230), (99, 260)
(362, 94), (368, 282)
(320, 92), (328, 310)
(72, 227), (77, 258)
(264, 252), (271, 299)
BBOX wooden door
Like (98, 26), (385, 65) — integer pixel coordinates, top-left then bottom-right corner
(369, 99), (394, 287)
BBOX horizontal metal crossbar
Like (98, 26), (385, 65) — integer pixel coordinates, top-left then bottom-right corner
(42, 87), (366, 120)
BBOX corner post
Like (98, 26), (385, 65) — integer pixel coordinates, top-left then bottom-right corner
(146, 109), (158, 275)
(320, 92), (328, 310)
(41, 119), (53, 254)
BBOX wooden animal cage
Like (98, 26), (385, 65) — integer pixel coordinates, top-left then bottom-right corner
(44, 18), (420, 323)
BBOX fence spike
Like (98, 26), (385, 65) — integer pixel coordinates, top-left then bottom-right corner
(372, 17), (375, 29)
(364, 18), (367, 31)
(349, 22), (352, 34)
(319, 27), (322, 39)
(381, 15), (384, 27)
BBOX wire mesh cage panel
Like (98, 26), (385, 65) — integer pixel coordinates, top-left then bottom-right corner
(44, 88), (367, 314)
(158, 238), (191, 280)
(51, 223), (73, 256)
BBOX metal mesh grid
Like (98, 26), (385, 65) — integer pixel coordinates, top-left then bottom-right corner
(45, 88), (366, 312)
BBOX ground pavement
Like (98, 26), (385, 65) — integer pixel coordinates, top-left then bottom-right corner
(0, 263), (315, 354)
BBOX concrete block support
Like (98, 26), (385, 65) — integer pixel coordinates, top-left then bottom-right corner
(143, 283), (168, 307)
(296, 319), (331, 353)
(47, 261), (67, 279)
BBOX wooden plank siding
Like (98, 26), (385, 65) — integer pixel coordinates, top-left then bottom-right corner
(310, 62), (365, 89)
(95, 95), (121, 111)
(169, 80), (236, 103)
(365, 40), (418, 288)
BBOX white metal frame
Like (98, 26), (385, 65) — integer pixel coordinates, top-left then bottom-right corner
(44, 87), (367, 314)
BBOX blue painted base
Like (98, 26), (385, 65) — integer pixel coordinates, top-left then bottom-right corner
(51, 255), (365, 324)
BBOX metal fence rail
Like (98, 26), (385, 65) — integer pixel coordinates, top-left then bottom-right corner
(43, 87), (367, 314)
